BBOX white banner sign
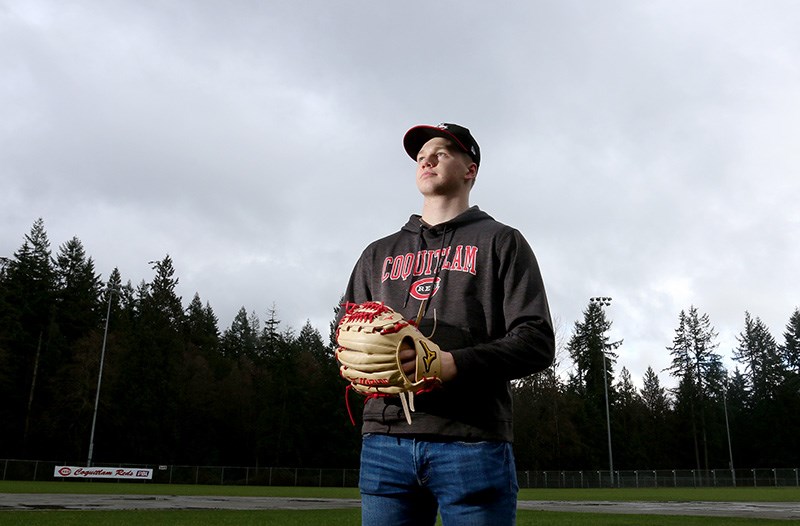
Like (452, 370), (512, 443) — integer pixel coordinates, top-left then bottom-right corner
(54, 465), (153, 480)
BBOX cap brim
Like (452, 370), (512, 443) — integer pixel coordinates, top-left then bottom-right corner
(403, 125), (470, 162)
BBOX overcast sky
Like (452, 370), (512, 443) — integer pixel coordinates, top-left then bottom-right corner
(3, 0), (798, 387)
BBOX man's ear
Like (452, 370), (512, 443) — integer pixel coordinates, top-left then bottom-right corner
(464, 162), (478, 183)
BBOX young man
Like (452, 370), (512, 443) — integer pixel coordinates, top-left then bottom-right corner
(340, 123), (555, 525)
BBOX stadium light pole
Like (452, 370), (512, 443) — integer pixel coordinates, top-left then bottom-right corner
(87, 286), (118, 467)
(722, 383), (736, 486)
(590, 296), (615, 487)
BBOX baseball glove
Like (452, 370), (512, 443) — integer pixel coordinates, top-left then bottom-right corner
(336, 301), (442, 424)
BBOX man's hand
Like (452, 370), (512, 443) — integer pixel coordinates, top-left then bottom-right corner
(400, 343), (456, 382)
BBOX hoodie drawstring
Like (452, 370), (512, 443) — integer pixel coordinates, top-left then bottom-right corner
(403, 222), (452, 322)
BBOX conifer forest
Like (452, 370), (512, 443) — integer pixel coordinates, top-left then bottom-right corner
(1, 219), (798, 473)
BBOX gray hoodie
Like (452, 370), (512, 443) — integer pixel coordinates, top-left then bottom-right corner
(341, 206), (555, 441)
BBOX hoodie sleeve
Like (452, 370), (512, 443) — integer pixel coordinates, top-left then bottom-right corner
(449, 229), (555, 382)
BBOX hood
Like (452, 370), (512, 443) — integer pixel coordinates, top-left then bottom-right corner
(401, 206), (493, 235)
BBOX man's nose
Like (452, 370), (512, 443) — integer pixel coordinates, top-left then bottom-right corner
(419, 154), (436, 167)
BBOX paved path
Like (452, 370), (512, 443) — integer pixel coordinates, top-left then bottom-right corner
(0, 494), (362, 511)
(518, 499), (800, 520)
(1, 493), (800, 520)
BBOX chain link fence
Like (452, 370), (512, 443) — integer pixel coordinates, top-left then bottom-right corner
(3, 459), (798, 489)
(517, 468), (800, 488)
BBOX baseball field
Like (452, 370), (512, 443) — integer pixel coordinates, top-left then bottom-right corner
(1, 482), (799, 525)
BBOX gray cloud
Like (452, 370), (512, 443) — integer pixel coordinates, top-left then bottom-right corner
(2, 0), (799, 387)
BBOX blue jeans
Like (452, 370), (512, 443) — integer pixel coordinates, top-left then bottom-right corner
(359, 434), (519, 526)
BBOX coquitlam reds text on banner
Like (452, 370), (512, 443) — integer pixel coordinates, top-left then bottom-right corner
(54, 465), (153, 480)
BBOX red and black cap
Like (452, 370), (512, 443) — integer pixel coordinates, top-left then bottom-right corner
(403, 123), (481, 166)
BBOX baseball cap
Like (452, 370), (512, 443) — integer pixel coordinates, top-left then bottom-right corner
(403, 123), (481, 166)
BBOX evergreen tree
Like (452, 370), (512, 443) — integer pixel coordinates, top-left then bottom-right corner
(298, 319), (334, 365)
(292, 320), (359, 467)
(733, 312), (798, 465)
(641, 366), (670, 417)
(732, 312), (783, 401)
(112, 256), (185, 463)
(53, 237), (103, 341)
(616, 367), (638, 403)
(329, 301), (343, 350)
(254, 307), (299, 466)
(640, 366), (672, 467)
(777, 308), (800, 465)
(145, 256), (184, 325)
(613, 367), (648, 468)
(106, 268), (136, 328)
(665, 306), (725, 477)
(40, 237), (104, 459)
(514, 320), (582, 471)
(220, 307), (258, 359)
(0, 218), (58, 455)
(565, 299), (621, 471)
(780, 308), (800, 373)
(567, 301), (620, 399)
(260, 304), (282, 361)
(185, 293), (220, 358)
(174, 293), (222, 464)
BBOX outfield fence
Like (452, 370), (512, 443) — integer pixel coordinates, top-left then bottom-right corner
(2, 459), (798, 489)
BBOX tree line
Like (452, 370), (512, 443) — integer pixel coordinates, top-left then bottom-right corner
(1, 219), (798, 472)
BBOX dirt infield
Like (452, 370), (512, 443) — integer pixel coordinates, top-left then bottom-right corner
(1, 493), (799, 520)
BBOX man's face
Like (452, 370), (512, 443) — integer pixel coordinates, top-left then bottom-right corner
(415, 137), (477, 197)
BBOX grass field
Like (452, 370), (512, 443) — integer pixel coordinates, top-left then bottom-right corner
(1, 481), (799, 525)
(3, 480), (799, 502)
(0, 509), (797, 526)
